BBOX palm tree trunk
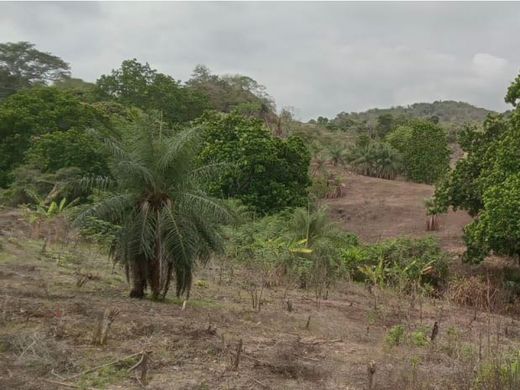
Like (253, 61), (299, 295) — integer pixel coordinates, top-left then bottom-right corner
(129, 258), (147, 298)
(148, 256), (162, 300)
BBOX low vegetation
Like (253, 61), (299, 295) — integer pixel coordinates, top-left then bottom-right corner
(1, 40), (520, 389)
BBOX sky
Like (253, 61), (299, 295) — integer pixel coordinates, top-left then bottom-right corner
(1, 1), (519, 120)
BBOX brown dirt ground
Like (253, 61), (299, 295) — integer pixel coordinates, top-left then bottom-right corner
(326, 171), (473, 253)
(0, 177), (516, 390)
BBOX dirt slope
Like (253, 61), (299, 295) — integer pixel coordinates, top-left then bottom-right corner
(325, 172), (472, 252)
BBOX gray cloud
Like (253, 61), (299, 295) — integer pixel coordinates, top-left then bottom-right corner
(1, 2), (519, 120)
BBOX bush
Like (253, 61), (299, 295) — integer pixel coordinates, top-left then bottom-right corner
(347, 140), (403, 180)
(342, 237), (449, 292)
(386, 120), (450, 184)
(386, 325), (406, 347)
(226, 206), (358, 290)
(25, 128), (109, 176)
(198, 112), (311, 214)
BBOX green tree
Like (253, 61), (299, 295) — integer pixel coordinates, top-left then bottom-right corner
(187, 65), (274, 119)
(0, 87), (108, 187)
(327, 145), (347, 167)
(433, 72), (520, 263)
(198, 112), (311, 214)
(0, 41), (70, 98)
(505, 73), (520, 107)
(386, 120), (450, 184)
(433, 116), (509, 216)
(375, 113), (395, 138)
(95, 59), (207, 124)
(25, 129), (108, 176)
(78, 122), (234, 299)
(347, 141), (403, 180)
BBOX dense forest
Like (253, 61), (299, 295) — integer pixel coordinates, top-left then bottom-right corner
(2, 41), (520, 389)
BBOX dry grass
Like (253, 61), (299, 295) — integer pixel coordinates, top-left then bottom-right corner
(2, 209), (520, 389)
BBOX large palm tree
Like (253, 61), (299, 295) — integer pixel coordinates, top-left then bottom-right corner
(78, 124), (234, 300)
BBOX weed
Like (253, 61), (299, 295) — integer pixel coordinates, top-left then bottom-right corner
(386, 324), (406, 347)
(410, 329), (429, 347)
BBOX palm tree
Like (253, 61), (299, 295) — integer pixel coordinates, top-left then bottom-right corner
(327, 145), (346, 167)
(348, 141), (402, 180)
(78, 124), (234, 300)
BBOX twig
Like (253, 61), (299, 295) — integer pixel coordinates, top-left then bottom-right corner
(252, 377), (270, 389)
(67, 351), (146, 380)
(233, 339), (243, 370)
(43, 379), (79, 389)
(127, 353), (145, 372)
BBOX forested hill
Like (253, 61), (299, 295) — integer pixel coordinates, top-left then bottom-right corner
(315, 100), (495, 132)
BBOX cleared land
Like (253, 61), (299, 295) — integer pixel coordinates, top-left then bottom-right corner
(0, 175), (518, 390)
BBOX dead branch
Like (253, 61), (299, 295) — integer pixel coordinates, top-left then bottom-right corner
(67, 351), (148, 380)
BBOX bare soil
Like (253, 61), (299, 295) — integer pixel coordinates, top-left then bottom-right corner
(0, 176), (517, 390)
(326, 172), (472, 252)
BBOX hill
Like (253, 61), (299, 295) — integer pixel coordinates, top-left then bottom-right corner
(321, 100), (494, 133)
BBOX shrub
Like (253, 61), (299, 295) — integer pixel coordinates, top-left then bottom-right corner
(347, 141), (403, 180)
(342, 237), (449, 292)
(198, 112), (311, 214)
(386, 325), (406, 347)
(410, 330), (430, 347)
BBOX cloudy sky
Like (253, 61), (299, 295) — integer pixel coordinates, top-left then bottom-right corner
(1, 2), (519, 120)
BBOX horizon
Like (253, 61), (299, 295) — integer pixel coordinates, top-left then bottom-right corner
(2, 2), (519, 120)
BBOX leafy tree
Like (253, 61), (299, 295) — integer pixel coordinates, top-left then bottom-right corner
(187, 65), (274, 119)
(463, 174), (520, 263)
(25, 129), (109, 176)
(433, 116), (509, 216)
(327, 145), (347, 167)
(433, 72), (520, 263)
(505, 73), (520, 107)
(78, 122), (234, 299)
(375, 113), (395, 138)
(198, 112), (311, 214)
(95, 59), (207, 124)
(0, 41), (70, 98)
(347, 141), (402, 180)
(0, 87), (108, 187)
(386, 120), (450, 184)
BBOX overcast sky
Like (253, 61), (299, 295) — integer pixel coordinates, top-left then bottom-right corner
(1, 2), (519, 120)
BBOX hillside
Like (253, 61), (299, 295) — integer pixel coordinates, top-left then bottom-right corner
(1, 206), (520, 390)
(325, 171), (472, 252)
(327, 101), (494, 132)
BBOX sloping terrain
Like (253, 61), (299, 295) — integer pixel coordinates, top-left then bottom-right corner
(1, 225), (520, 390)
(326, 172), (472, 253)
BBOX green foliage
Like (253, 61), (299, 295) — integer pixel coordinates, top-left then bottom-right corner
(198, 112), (311, 214)
(0, 87), (109, 187)
(433, 116), (509, 216)
(505, 73), (520, 107)
(474, 351), (520, 390)
(25, 129), (109, 176)
(0, 166), (83, 207)
(386, 325), (406, 347)
(342, 237), (449, 291)
(463, 174), (520, 263)
(95, 59), (207, 124)
(326, 101), (492, 135)
(409, 330), (430, 347)
(226, 206), (358, 289)
(79, 216), (120, 250)
(433, 73), (520, 263)
(347, 140), (403, 180)
(327, 145), (347, 167)
(187, 65), (274, 119)
(386, 119), (450, 184)
(0, 41), (70, 98)
(78, 119), (235, 299)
